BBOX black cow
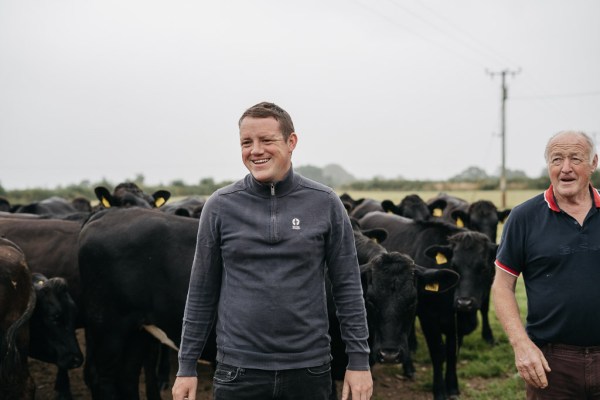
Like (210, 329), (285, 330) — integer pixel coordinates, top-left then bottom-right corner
(29, 273), (84, 400)
(0, 219), (83, 399)
(359, 212), (497, 400)
(78, 207), (216, 400)
(327, 219), (459, 400)
(427, 193), (511, 243)
(428, 193), (510, 345)
(0, 218), (82, 311)
(382, 194), (435, 221)
(160, 195), (205, 218)
(339, 192), (361, 212)
(338, 193), (385, 219)
(0, 237), (36, 400)
(94, 182), (170, 209)
(13, 196), (81, 218)
(0, 196), (10, 212)
(349, 198), (384, 220)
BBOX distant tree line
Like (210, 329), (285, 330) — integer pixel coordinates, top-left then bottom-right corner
(3, 165), (600, 204)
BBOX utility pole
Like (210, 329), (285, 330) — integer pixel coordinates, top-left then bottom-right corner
(486, 68), (520, 208)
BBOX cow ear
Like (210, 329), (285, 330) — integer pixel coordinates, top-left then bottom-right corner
(152, 190), (171, 208)
(414, 264), (460, 293)
(428, 199), (446, 217)
(381, 200), (399, 215)
(498, 209), (511, 223)
(94, 187), (113, 208)
(425, 245), (453, 266)
(342, 201), (353, 213)
(361, 228), (387, 243)
(451, 210), (469, 227)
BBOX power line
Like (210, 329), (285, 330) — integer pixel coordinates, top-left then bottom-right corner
(409, 0), (518, 68)
(512, 91), (600, 100)
(350, 0), (490, 69)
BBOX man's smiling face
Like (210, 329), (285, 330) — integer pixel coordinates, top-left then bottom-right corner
(240, 116), (297, 183)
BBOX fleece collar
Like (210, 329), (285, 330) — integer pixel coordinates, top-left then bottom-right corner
(246, 167), (297, 198)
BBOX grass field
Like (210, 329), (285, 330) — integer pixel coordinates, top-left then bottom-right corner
(340, 189), (534, 399)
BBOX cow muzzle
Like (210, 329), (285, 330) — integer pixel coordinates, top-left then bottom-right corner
(377, 348), (403, 364)
(455, 297), (478, 312)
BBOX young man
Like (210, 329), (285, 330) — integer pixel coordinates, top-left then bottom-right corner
(493, 130), (600, 399)
(172, 102), (373, 400)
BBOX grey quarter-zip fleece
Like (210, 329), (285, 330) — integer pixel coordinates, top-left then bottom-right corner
(177, 168), (369, 375)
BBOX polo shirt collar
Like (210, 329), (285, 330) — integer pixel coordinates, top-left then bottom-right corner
(544, 184), (600, 212)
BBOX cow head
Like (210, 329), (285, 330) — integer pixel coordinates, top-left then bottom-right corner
(28, 273), (83, 370)
(360, 252), (417, 365)
(451, 200), (511, 243)
(360, 252), (459, 365)
(94, 182), (171, 209)
(351, 218), (388, 265)
(382, 194), (432, 222)
(425, 231), (497, 313)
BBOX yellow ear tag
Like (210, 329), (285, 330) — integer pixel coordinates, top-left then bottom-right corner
(425, 282), (440, 292)
(435, 252), (447, 265)
(433, 208), (443, 217)
(101, 197), (112, 208)
(37, 280), (45, 286)
(456, 217), (464, 227)
(154, 197), (166, 208)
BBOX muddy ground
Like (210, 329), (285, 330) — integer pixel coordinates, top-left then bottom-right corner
(30, 329), (434, 399)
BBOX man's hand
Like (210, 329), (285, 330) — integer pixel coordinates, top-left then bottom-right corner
(341, 369), (373, 400)
(514, 339), (551, 389)
(172, 376), (198, 400)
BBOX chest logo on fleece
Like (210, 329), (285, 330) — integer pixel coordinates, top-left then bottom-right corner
(292, 218), (301, 230)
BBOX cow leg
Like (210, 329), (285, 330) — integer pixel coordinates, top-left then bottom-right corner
(408, 321), (418, 352)
(156, 344), (171, 390)
(84, 325), (128, 399)
(141, 335), (166, 400)
(418, 316), (447, 400)
(445, 329), (460, 399)
(480, 291), (495, 345)
(402, 353), (415, 379)
(117, 330), (157, 400)
(54, 367), (73, 400)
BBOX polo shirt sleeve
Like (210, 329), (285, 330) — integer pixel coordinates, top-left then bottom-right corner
(495, 204), (527, 277)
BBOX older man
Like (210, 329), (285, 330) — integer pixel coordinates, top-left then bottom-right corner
(493, 130), (600, 399)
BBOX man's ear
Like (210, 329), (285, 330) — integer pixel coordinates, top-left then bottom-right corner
(287, 132), (298, 152)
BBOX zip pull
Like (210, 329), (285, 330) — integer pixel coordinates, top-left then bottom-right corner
(270, 183), (275, 196)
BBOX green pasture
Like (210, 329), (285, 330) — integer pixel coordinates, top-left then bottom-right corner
(341, 189), (532, 399)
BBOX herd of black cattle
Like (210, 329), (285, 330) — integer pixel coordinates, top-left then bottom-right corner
(0, 182), (511, 400)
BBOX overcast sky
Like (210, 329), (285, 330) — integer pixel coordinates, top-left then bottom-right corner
(1, 0), (599, 190)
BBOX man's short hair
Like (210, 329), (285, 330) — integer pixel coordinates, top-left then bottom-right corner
(239, 102), (295, 141)
(544, 130), (597, 165)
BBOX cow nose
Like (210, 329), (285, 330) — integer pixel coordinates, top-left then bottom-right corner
(67, 353), (84, 369)
(455, 297), (476, 311)
(377, 349), (402, 363)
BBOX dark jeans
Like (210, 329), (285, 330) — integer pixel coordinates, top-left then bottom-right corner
(527, 343), (600, 400)
(212, 362), (332, 400)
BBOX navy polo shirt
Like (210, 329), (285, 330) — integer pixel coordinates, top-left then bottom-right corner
(495, 185), (600, 346)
